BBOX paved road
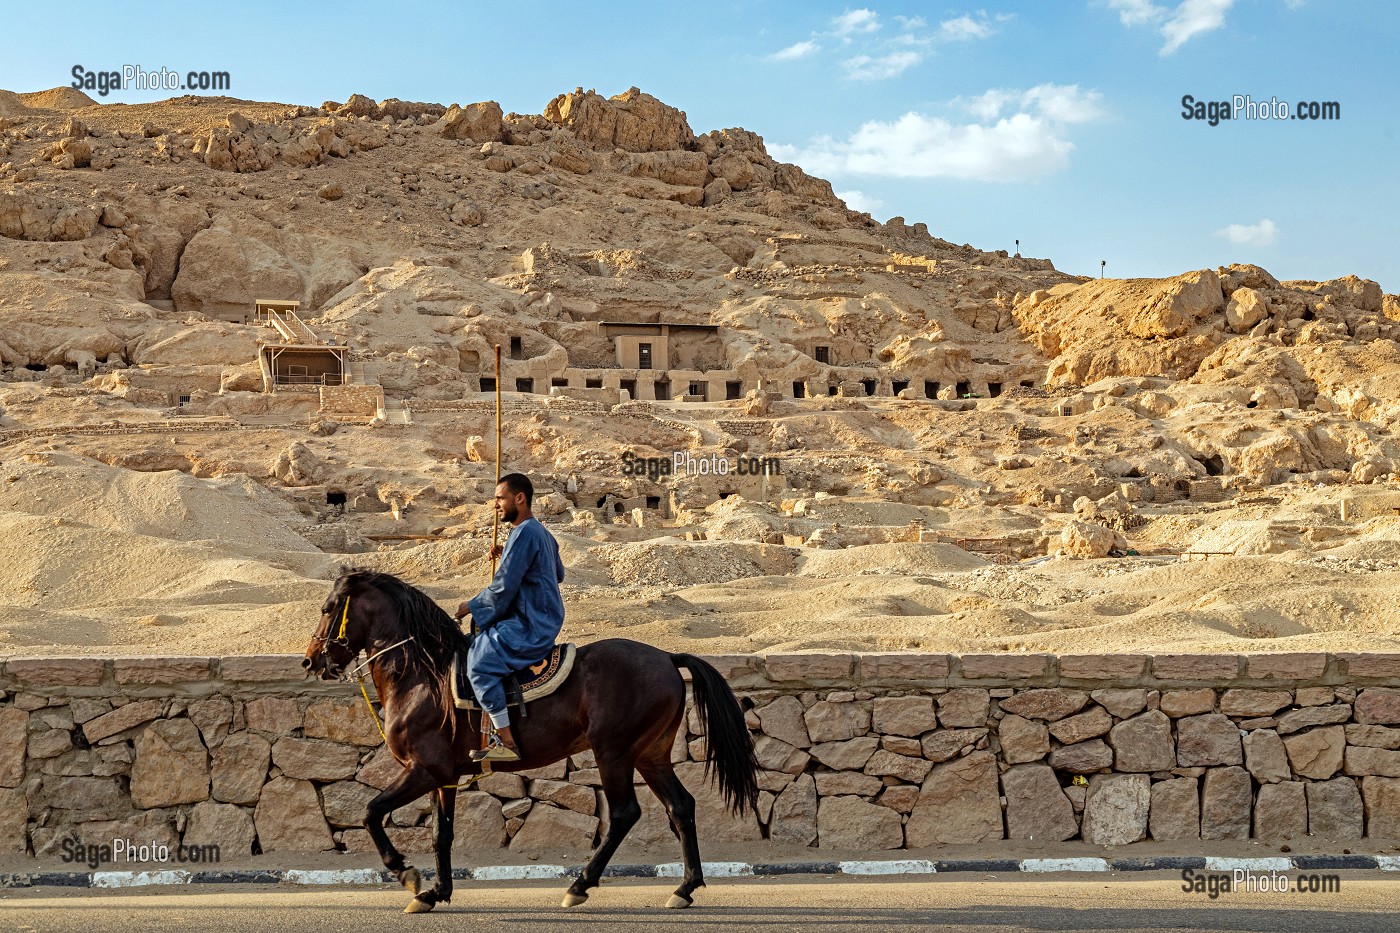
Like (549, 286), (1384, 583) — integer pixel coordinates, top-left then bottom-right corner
(2, 873), (1396, 932)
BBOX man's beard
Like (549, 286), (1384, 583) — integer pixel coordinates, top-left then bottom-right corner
(501, 504), (518, 524)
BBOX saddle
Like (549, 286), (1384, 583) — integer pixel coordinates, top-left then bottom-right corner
(450, 642), (576, 718)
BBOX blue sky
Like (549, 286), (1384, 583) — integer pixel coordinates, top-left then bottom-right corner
(6, 1), (1396, 290)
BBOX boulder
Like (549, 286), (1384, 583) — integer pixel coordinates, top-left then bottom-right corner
(770, 773), (817, 846)
(1361, 776), (1400, 838)
(183, 800), (256, 857)
(1276, 704), (1352, 735)
(675, 761), (762, 841)
(1225, 287), (1269, 333)
(0, 708), (27, 787)
(998, 714), (1049, 764)
(937, 689), (990, 728)
(808, 736), (879, 771)
(271, 737), (360, 782)
(454, 791), (507, 850)
(1254, 782), (1307, 841)
(0, 787), (27, 854)
(1060, 521), (1119, 558)
(1109, 711), (1176, 772)
(920, 728), (987, 763)
(319, 779), (377, 827)
(625, 150), (709, 187)
(1002, 763), (1077, 842)
(254, 777), (333, 852)
(1159, 689), (1216, 718)
(803, 701), (870, 743)
(436, 101), (507, 143)
(753, 735), (810, 774)
(1049, 738), (1114, 773)
(1355, 690), (1400, 725)
(757, 696), (811, 748)
(1283, 725), (1345, 779)
(864, 749), (934, 784)
(1307, 777), (1363, 838)
(710, 152), (755, 190)
(1000, 689), (1089, 722)
(303, 699), (384, 747)
(543, 86), (694, 152)
(871, 696), (936, 737)
(905, 751), (1003, 846)
(1090, 689), (1148, 718)
(1242, 729), (1291, 784)
(1081, 773), (1150, 845)
(210, 733), (270, 805)
(1175, 714), (1242, 767)
(1128, 269), (1225, 339)
(509, 803), (598, 852)
(817, 794), (904, 849)
(1149, 776), (1199, 840)
(814, 771), (884, 796)
(1200, 766), (1252, 841)
(1048, 707), (1113, 745)
(1219, 689), (1292, 718)
(130, 718), (209, 808)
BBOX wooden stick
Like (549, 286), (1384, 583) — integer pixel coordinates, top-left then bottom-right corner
(491, 344), (502, 576)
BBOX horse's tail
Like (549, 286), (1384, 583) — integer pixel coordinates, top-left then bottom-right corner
(670, 653), (758, 817)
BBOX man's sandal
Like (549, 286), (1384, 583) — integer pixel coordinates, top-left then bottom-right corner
(470, 733), (521, 762)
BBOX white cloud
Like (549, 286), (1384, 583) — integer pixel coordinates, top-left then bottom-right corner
(771, 40), (820, 61)
(1107, 0), (1235, 54)
(773, 83), (1105, 184)
(1021, 84), (1105, 123)
(939, 13), (996, 41)
(1160, 0), (1234, 53)
(895, 14), (927, 29)
(961, 84), (1104, 123)
(832, 9), (880, 36)
(964, 89), (1017, 121)
(843, 50), (923, 80)
(1108, 0), (1164, 25)
(836, 190), (884, 215)
(1216, 218), (1278, 246)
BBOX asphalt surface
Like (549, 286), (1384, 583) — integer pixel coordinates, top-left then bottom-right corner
(2, 873), (1397, 932)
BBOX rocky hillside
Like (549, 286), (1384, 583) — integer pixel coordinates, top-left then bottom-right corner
(0, 85), (1398, 659)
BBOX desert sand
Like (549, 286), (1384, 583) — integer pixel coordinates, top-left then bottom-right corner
(0, 86), (1398, 658)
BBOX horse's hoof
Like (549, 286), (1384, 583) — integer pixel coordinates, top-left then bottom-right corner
(666, 894), (693, 909)
(405, 897), (435, 914)
(400, 867), (422, 895)
(561, 892), (588, 908)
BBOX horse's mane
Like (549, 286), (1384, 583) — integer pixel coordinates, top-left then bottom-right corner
(333, 567), (469, 675)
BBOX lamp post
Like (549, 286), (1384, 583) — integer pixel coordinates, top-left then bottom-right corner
(1100, 260), (1106, 279)
(1014, 239), (1019, 257)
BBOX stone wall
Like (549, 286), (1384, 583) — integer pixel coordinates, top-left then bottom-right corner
(2, 652), (1400, 861)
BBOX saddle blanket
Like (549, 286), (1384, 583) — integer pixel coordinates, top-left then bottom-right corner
(451, 643), (576, 711)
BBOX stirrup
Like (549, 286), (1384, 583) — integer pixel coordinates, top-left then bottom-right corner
(470, 732), (520, 762)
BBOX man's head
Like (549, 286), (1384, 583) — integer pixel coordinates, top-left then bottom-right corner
(494, 472), (533, 524)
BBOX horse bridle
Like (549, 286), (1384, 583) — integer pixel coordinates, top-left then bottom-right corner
(312, 594), (415, 681)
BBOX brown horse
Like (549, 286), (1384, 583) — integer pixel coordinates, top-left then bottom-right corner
(302, 567), (758, 913)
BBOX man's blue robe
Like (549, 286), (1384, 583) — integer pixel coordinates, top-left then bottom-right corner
(466, 516), (565, 722)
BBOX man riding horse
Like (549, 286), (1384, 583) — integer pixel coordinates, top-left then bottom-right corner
(455, 471), (565, 762)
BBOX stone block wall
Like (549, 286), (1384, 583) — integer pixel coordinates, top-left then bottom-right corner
(2, 652), (1400, 860)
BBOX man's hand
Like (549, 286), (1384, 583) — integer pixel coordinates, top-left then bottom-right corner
(454, 600), (471, 620)
(488, 543), (504, 561)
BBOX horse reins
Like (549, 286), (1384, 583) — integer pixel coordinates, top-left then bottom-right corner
(324, 595), (491, 789)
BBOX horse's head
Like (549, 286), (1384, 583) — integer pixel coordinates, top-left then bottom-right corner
(304, 572), (372, 679)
